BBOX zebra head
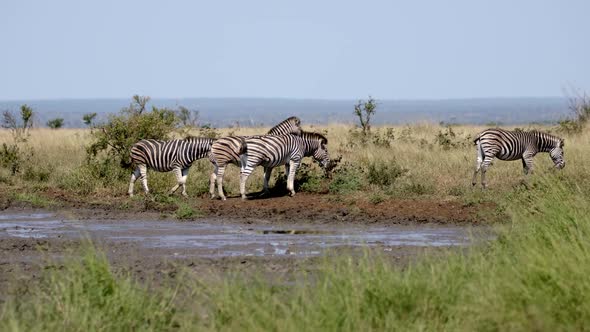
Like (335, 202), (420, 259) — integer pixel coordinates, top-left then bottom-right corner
(303, 132), (330, 168)
(550, 139), (565, 169)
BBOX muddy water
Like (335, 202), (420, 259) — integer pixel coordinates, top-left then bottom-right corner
(0, 212), (488, 258)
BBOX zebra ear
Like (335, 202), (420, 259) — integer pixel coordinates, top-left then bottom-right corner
(560, 139), (565, 148)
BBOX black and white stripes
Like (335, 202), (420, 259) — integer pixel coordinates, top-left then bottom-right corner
(472, 128), (565, 188)
(128, 137), (215, 196)
(238, 132), (330, 199)
(208, 116), (304, 200)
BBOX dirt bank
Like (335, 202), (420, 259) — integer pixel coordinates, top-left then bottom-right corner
(1, 187), (492, 225)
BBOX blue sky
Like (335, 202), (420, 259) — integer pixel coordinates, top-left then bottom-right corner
(1, 0), (588, 100)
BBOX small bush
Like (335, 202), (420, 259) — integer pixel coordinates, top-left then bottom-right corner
(369, 193), (385, 205)
(447, 185), (465, 197)
(46, 118), (64, 129)
(558, 90), (590, 134)
(346, 127), (395, 149)
(272, 162), (326, 194)
(0, 143), (22, 175)
(366, 160), (407, 187)
(23, 164), (53, 182)
(83, 112), (97, 126)
(400, 182), (435, 195)
(435, 126), (471, 150)
(12, 192), (54, 208)
(329, 162), (364, 194)
(86, 95), (178, 169)
(175, 202), (200, 219)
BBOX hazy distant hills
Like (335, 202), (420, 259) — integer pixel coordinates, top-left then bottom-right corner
(0, 97), (571, 128)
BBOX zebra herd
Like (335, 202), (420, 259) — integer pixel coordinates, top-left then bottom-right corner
(127, 116), (330, 200)
(127, 117), (566, 199)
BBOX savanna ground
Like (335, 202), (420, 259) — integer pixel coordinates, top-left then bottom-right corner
(1, 115), (590, 330)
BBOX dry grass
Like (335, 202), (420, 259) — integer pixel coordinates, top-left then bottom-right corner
(0, 123), (587, 201)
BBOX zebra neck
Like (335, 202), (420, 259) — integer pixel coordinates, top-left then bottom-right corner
(303, 140), (319, 156)
(534, 134), (558, 152)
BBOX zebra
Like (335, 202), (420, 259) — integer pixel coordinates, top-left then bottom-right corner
(267, 116), (302, 136)
(471, 128), (565, 188)
(208, 116), (302, 200)
(127, 137), (216, 197)
(210, 132), (330, 200)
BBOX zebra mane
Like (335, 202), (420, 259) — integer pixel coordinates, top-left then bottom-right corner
(268, 116), (302, 135)
(301, 131), (328, 145)
(529, 130), (564, 147)
(184, 136), (217, 143)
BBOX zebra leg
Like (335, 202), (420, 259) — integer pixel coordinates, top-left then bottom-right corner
(262, 167), (273, 196)
(179, 167), (190, 197)
(209, 165), (218, 199)
(128, 167), (141, 197)
(240, 167), (253, 200)
(138, 164), (149, 194)
(471, 141), (483, 186)
(286, 160), (300, 197)
(216, 165), (227, 201)
(480, 157), (493, 189)
(169, 167), (182, 195)
(522, 154), (534, 175)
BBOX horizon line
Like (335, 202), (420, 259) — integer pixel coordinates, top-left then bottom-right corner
(0, 95), (568, 103)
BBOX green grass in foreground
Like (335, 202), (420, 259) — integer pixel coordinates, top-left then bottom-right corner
(2, 174), (590, 331)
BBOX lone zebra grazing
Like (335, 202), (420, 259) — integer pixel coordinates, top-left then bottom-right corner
(127, 137), (215, 197)
(472, 128), (565, 188)
(208, 116), (302, 200)
(210, 133), (330, 200)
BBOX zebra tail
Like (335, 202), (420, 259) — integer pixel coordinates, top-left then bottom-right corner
(238, 137), (247, 155)
(473, 133), (482, 145)
(120, 157), (133, 169)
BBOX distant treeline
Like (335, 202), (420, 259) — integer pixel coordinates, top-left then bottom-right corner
(0, 97), (570, 128)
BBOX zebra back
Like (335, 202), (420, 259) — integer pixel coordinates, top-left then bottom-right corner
(267, 116), (302, 136)
(209, 136), (248, 166)
(130, 137), (215, 171)
(475, 128), (564, 161)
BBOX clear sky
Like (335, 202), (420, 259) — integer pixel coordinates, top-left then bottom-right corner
(1, 0), (588, 100)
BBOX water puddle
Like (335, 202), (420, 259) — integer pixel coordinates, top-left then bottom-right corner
(0, 212), (490, 257)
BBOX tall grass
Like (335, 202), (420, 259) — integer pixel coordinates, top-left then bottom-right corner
(2, 174), (590, 331)
(1, 123), (587, 201)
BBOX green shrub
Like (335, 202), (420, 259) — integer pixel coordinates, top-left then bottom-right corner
(366, 159), (407, 187)
(271, 162), (326, 194)
(175, 202), (200, 219)
(400, 182), (434, 195)
(434, 126), (472, 150)
(86, 95), (178, 170)
(46, 118), (64, 129)
(23, 164), (53, 182)
(0, 143), (22, 175)
(329, 162), (364, 194)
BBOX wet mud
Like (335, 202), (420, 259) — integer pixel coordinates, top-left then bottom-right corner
(0, 208), (492, 299)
